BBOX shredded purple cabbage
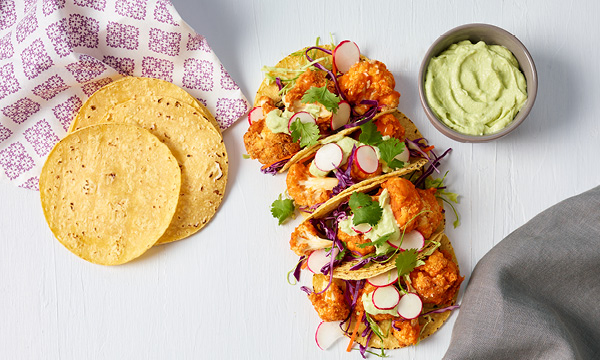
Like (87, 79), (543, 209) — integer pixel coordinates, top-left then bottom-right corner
(293, 255), (305, 282)
(331, 145), (357, 195)
(260, 157), (291, 175)
(297, 202), (323, 214)
(414, 147), (452, 188)
(342, 100), (379, 129)
(349, 254), (393, 271)
(300, 286), (312, 295)
(304, 47), (347, 102)
(275, 77), (283, 90)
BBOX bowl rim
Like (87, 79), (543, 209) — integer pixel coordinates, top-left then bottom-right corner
(418, 23), (538, 143)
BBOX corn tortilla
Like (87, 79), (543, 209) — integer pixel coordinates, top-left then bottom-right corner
(39, 124), (181, 265)
(83, 96), (228, 244)
(70, 76), (221, 134)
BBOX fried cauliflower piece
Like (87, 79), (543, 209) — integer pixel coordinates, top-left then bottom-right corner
(308, 274), (350, 321)
(337, 229), (375, 256)
(410, 250), (464, 306)
(285, 69), (337, 105)
(289, 222), (332, 257)
(382, 178), (422, 234)
(286, 162), (338, 207)
(415, 188), (444, 239)
(382, 178), (444, 239)
(350, 159), (383, 182)
(243, 119), (300, 165)
(391, 318), (421, 347)
(257, 96), (278, 115)
(339, 60), (400, 115)
(374, 113), (405, 140)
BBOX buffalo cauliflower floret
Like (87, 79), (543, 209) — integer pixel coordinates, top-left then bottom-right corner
(286, 162), (338, 207)
(382, 178), (444, 239)
(257, 96), (278, 115)
(289, 222), (332, 257)
(339, 60), (400, 115)
(415, 188), (444, 239)
(337, 229), (375, 256)
(243, 119), (300, 165)
(308, 274), (350, 321)
(374, 113), (405, 140)
(391, 318), (421, 347)
(410, 250), (463, 306)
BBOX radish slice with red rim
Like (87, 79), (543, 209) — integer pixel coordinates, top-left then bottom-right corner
(306, 249), (332, 274)
(397, 292), (423, 319)
(330, 101), (351, 130)
(367, 269), (399, 287)
(387, 230), (424, 251)
(314, 143), (343, 172)
(288, 111), (316, 132)
(333, 41), (361, 74)
(315, 320), (343, 350)
(354, 145), (378, 174)
(372, 285), (401, 310)
(351, 222), (372, 234)
(248, 106), (264, 125)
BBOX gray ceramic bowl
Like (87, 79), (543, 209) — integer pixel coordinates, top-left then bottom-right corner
(418, 23), (537, 142)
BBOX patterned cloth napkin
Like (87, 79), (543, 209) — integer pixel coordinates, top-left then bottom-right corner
(0, 0), (249, 190)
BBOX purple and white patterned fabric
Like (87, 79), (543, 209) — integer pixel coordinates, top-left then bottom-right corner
(0, 0), (249, 189)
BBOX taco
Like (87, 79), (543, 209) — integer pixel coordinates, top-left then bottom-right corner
(290, 174), (447, 277)
(307, 233), (462, 354)
(285, 110), (433, 213)
(243, 40), (405, 174)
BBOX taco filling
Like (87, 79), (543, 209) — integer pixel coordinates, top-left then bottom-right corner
(244, 40), (403, 173)
(303, 237), (463, 355)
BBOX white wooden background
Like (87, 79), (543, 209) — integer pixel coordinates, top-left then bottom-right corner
(2, 0), (599, 359)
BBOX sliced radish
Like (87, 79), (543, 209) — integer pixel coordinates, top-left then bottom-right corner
(367, 269), (399, 287)
(387, 230), (425, 252)
(330, 101), (351, 130)
(394, 143), (410, 163)
(372, 285), (401, 310)
(354, 145), (378, 174)
(333, 41), (360, 74)
(351, 222), (372, 235)
(397, 292), (423, 319)
(314, 143), (343, 172)
(288, 111), (316, 132)
(306, 249), (332, 274)
(247, 106), (264, 125)
(315, 320), (343, 350)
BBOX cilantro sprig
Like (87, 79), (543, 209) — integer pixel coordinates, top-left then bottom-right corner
(358, 122), (406, 170)
(270, 194), (295, 225)
(395, 248), (420, 278)
(290, 120), (320, 148)
(301, 86), (340, 113)
(349, 192), (382, 226)
(378, 138), (406, 170)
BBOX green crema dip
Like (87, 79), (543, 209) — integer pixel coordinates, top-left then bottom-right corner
(425, 40), (528, 136)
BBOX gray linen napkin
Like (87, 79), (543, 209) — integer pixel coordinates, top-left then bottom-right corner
(444, 186), (600, 360)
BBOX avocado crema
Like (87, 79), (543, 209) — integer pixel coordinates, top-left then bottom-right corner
(338, 188), (398, 255)
(425, 40), (527, 136)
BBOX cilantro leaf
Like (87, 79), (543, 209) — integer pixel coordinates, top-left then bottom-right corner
(270, 194), (295, 225)
(378, 138), (406, 170)
(290, 119), (320, 148)
(301, 86), (340, 113)
(349, 192), (382, 226)
(358, 121), (383, 145)
(395, 248), (420, 277)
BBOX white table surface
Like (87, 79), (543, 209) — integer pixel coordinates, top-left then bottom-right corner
(2, 0), (599, 359)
